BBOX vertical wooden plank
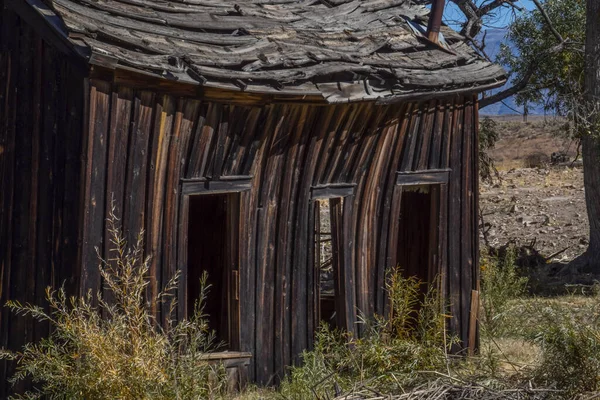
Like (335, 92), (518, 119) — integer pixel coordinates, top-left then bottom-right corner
(313, 105), (349, 185)
(35, 40), (60, 344)
(241, 108), (269, 177)
(377, 104), (411, 315)
(0, 14), (18, 394)
(172, 99), (201, 321)
(209, 104), (229, 178)
(223, 107), (262, 176)
(306, 197), (317, 346)
(429, 102), (444, 170)
(440, 101), (454, 170)
(345, 107), (391, 330)
(438, 183), (449, 320)
(383, 186), (402, 318)
(103, 86), (133, 304)
(468, 289), (480, 356)
(7, 25), (36, 394)
(447, 99), (464, 350)
(322, 104), (362, 184)
(329, 198), (344, 329)
(255, 104), (287, 384)
(238, 186), (258, 379)
(122, 91), (156, 242)
(428, 185), (441, 283)
(355, 112), (399, 320)
(336, 104), (376, 184)
(177, 194), (190, 319)
(202, 103), (223, 178)
(105, 86), (133, 224)
(341, 197), (357, 337)
(220, 105), (250, 176)
(274, 105), (307, 379)
(416, 100), (437, 171)
(473, 96), (481, 350)
(291, 106), (333, 362)
(80, 79), (111, 298)
(399, 105), (422, 172)
(227, 193), (241, 350)
(28, 36), (43, 344)
(185, 103), (207, 179)
(161, 99), (186, 324)
(146, 95), (175, 317)
(312, 201), (321, 329)
(59, 60), (85, 297)
(461, 99), (474, 347)
(237, 106), (270, 381)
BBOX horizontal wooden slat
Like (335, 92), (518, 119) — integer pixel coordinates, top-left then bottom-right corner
(310, 183), (356, 199)
(182, 177), (252, 195)
(396, 169), (450, 186)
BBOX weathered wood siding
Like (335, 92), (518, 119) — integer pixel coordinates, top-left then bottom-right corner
(0, 5), (480, 387)
(0, 6), (86, 397)
(79, 78), (480, 384)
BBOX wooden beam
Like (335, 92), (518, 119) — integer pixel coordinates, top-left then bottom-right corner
(181, 176), (252, 195)
(395, 169), (450, 186)
(310, 183), (356, 199)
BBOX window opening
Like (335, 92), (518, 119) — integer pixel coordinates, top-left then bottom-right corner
(187, 192), (240, 350)
(314, 197), (344, 329)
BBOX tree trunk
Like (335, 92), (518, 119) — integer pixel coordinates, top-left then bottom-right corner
(582, 0), (600, 268)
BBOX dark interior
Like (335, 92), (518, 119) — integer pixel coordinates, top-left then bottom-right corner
(188, 193), (230, 346)
(397, 187), (433, 284)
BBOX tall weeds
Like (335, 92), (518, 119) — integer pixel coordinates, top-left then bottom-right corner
(278, 269), (453, 399)
(0, 205), (225, 400)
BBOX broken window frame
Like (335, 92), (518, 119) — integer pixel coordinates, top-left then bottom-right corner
(309, 184), (356, 338)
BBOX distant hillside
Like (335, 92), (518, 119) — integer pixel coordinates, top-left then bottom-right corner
(478, 29), (547, 116)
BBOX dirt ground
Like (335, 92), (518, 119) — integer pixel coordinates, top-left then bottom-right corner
(480, 117), (587, 263)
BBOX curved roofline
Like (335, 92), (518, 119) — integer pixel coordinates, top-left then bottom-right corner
(8, 0), (507, 104)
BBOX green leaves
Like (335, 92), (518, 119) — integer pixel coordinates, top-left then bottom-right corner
(498, 0), (585, 115)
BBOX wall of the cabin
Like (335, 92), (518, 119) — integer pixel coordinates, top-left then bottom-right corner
(0, 5), (86, 396)
(78, 77), (480, 385)
(0, 3), (480, 387)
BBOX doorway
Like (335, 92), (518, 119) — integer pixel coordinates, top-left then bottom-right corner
(396, 185), (440, 286)
(187, 193), (240, 350)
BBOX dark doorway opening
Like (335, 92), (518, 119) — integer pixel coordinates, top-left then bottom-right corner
(187, 193), (240, 350)
(396, 185), (439, 285)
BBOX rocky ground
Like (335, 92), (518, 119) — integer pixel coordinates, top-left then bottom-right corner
(480, 116), (587, 263)
(480, 166), (587, 263)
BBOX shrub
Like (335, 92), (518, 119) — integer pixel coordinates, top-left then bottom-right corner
(479, 117), (501, 183)
(530, 291), (600, 395)
(535, 319), (600, 394)
(480, 247), (529, 338)
(278, 270), (453, 399)
(0, 207), (226, 400)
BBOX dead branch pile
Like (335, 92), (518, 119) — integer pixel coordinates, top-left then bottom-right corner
(328, 378), (563, 400)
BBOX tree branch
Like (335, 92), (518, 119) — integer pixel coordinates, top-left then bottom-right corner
(531, 0), (564, 42)
(480, 41), (568, 108)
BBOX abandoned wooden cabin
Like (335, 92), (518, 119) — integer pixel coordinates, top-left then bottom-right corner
(0, 0), (506, 392)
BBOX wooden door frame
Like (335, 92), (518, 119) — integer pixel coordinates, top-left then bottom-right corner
(386, 169), (449, 315)
(310, 183), (356, 337)
(177, 176), (251, 350)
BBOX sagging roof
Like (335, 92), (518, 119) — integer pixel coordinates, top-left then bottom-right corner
(16, 0), (507, 103)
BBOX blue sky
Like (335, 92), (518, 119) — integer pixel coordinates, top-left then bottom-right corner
(442, 0), (537, 32)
